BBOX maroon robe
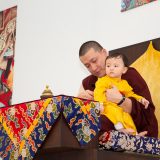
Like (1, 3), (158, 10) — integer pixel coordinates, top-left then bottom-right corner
(82, 67), (158, 138)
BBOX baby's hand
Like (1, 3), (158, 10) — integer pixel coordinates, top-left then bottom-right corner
(140, 98), (149, 109)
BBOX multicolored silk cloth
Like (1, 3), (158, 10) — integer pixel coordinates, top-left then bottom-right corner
(0, 95), (160, 160)
(0, 95), (101, 160)
(99, 130), (160, 156)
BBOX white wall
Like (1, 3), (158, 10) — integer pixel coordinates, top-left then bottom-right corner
(0, 0), (160, 104)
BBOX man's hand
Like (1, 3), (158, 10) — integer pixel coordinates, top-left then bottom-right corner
(106, 85), (122, 104)
(106, 85), (132, 113)
(77, 85), (94, 100)
(78, 90), (94, 100)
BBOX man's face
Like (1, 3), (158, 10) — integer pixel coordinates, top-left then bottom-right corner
(80, 48), (108, 77)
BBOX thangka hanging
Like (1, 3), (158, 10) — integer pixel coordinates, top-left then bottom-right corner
(121, 0), (157, 12)
(0, 6), (17, 107)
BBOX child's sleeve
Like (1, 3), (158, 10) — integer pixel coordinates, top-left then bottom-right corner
(94, 77), (109, 103)
(122, 80), (143, 101)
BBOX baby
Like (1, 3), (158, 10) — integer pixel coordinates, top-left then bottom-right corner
(94, 52), (149, 134)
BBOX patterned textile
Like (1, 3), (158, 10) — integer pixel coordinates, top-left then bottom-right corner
(0, 95), (100, 160)
(121, 0), (157, 12)
(62, 96), (100, 145)
(99, 130), (160, 155)
(0, 97), (62, 160)
(0, 6), (17, 107)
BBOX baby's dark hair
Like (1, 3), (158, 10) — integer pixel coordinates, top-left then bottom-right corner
(106, 52), (129, 67)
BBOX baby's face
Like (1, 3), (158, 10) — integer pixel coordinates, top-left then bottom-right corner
(105, 57), (126, 78)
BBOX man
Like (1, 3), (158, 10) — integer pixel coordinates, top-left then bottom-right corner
(78, 40), (158, 138)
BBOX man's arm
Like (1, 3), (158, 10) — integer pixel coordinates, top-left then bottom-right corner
(119, 97), (132, 113)
(78, 82), (132, 113)
(106, 86), (132, 113)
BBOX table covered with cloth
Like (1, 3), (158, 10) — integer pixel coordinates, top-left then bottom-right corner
(0, 95), (159, 160)
(0, 95), (100, 159)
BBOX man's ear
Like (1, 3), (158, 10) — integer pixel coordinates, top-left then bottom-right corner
(101, 49), (109, 57)
(123, 67), (128, 74)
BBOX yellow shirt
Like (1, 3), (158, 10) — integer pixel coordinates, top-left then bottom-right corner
(94, 76), (143, 132)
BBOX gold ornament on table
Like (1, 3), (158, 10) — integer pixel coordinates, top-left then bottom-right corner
(40, 85), (53, 99)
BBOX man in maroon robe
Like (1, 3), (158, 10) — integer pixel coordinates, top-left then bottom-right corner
(78, 41), (158, 138)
